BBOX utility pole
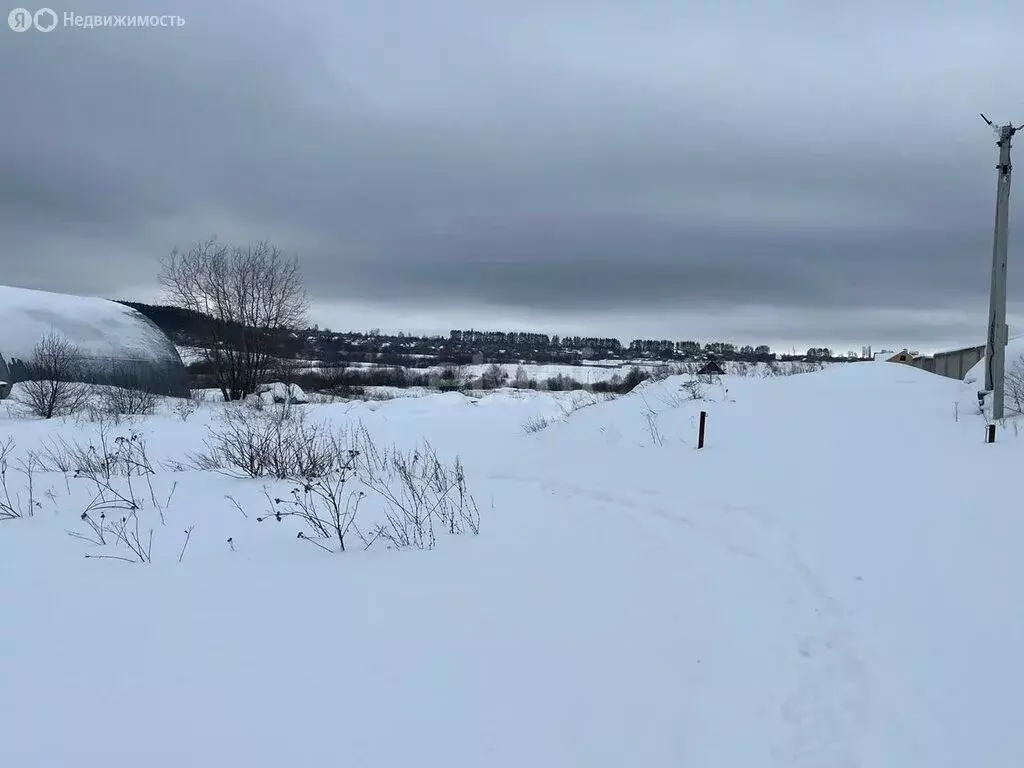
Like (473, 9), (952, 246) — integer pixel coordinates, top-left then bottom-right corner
(980, 114), (1021, 421)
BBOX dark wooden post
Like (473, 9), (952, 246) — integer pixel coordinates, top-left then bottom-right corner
(698, 410), (707, 449)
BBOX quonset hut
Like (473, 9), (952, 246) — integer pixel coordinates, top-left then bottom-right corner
(0, 284), (188, 398)
(0, 352), (10, 399)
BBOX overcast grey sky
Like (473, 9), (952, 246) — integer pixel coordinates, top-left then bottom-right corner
(2, 0), (1022, 352)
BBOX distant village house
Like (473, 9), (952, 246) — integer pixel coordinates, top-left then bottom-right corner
(873, 349), (918, 365)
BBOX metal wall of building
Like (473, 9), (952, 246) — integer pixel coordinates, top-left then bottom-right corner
(911, 355), (936, 374)
(917, 345), (985, 381)
(2, 354), (190, 398)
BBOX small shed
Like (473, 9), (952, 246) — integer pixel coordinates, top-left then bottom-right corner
(874, 349), (916, 365)
(698, 361), (725, 376)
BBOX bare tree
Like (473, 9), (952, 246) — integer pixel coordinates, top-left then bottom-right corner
(16, 332), (90, 418)
(99, 369), (159, 417)
(159, 237), (308, 401)
(1005, 355), (1024, 414)
(512, 365), (530, 390)
(480, 363), (507, 390)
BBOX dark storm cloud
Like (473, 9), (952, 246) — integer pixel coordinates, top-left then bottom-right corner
(1, 0), (1022, 346)
(334, 217), (990, 312)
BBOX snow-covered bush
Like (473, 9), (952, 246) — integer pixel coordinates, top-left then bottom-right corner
(522, 414), (553, 434)
(36, 418), (155, 480)
(57, 430), (177, 563)
(0, 438), (41, 520)
(679, 379), (706, 401)
(259, 447), (364, 553)
(190, 405), (335, 480)
(357, 429), (480, 548)
(1005, 355), (1024, 414)
(98, 383), (159, 417)
(172, 389), (205, 422)
(252, 424), (480, 552)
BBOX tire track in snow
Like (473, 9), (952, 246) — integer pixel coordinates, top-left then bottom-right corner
(488, 472), (872, 766)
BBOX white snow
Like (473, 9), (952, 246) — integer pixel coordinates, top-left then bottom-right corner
(0, 284), (182, 365)
(254, 381), (310, 404)
(271, 358), (829, 386)
(1, 362), (1022, 767)
(964, 335), (1024, 386)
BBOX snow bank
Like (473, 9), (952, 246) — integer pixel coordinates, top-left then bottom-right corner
(964, 335), (1024, 386)
(254, 381), (309, 404)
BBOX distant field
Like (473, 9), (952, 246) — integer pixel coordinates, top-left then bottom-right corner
(176, 346), (831, 386)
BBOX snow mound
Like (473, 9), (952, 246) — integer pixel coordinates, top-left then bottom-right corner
(253, 382), (309, 405)
(964, 336), (1024, 386)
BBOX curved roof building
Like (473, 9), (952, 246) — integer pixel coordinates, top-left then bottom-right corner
(0, 284), (188, 397)
(0, 353), (10, 398)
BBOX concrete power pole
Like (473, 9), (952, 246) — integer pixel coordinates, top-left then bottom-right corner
(981, 114), (1021, 421)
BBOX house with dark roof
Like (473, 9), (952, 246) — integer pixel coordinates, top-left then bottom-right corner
(698, 360), (725, 376)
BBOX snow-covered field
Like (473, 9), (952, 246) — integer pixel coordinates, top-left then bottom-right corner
(2, 363), (1021, 767)
(414, 359), (824, 384)
(176, 344), (831, 386)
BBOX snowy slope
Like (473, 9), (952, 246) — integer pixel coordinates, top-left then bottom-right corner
(0, 284), (183, 364)
(1, 364), (1022, 767)
(962, 336), (1024, 418)
(964, 335), (1024, 386)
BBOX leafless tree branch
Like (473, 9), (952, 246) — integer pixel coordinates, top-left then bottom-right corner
(159, 236), (308, 401)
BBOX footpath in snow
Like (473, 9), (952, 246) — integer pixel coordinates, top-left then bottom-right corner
(1, 362), (1022, 767)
